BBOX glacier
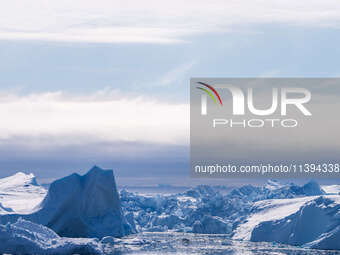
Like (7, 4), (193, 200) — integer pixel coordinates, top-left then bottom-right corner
(120, 179), (340, 251)
(0, 168), (340, 253)
(120, 180), (328, 235)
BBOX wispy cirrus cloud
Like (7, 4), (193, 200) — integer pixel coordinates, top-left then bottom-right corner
(159, 61), (196, 86)
(1, 0), (340, 44)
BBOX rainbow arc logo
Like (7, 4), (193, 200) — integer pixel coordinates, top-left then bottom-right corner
(196, 82), (223, 106)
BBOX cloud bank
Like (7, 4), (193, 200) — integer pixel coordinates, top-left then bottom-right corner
(0, 90), (189, 147)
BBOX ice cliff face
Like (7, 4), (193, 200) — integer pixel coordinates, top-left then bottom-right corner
(0, 166), (132, 238)
(250, 196), (340, 250)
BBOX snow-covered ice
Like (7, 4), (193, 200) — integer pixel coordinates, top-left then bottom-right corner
(0, 172), (46, 213)
(233, 196), (319, 240)
(120, 180), (327, 235)
(322, 185), (340, 195)
(250, 196), (340, 250)
(120, 179), (340, 251)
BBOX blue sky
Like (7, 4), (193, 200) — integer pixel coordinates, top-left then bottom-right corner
(1, 0), (340, 185)
(2, 25), (340, 98)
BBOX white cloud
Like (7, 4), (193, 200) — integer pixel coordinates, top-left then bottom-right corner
(0, 87), (339, 162)
(1, 0), (340, 43)
(0, 91), (189, 146)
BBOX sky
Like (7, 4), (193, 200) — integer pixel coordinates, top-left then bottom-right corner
(0, 0), (340, 185)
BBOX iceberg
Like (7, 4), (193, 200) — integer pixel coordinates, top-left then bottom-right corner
(229, 180), (325, 202)
(0, 166), (132, 238)
(0, 218), (103, 255)
(192, 215), (232, 234)
(301, 180), (326, 196)
(120, 179), (332, 239)
(0, 172), (46, 213)
(250, 196), (340, 250)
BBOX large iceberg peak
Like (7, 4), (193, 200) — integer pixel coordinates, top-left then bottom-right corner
(302, 180), (325, 196)
(36, 166), (131, 238)
(0, 166), (132, 239)
(43, 165), (120, 214)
